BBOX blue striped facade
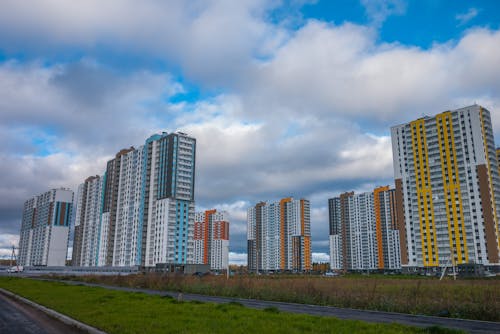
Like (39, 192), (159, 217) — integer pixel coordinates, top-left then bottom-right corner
(54, 201), (72, 226)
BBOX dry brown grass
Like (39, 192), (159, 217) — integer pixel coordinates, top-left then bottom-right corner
(60, 274), (499, 321)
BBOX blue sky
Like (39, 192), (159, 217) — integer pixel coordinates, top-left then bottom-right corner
(302, 1), (500, 46)
(1, 0), (500, 264)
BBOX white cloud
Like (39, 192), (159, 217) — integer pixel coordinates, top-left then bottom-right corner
(196, 200), (250, 223)
(0, 0), (283, 87)
(244, 22), (500, 131)
(0, 60), (183, 153)
(312, 252), (329, 263)
(311, 205), (329, 243)
(360, 0), (407, 27)
(229, 252), (247, 265)
(456, 8), (479, 26)
(196, 200), (250, 236)
(1, 3), (500, 258)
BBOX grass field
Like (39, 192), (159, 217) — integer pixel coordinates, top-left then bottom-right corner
(58, 273), (500, 321)
(0, 277), (461, 334)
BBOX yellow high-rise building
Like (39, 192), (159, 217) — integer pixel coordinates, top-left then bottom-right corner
(391, 105), (500, 271)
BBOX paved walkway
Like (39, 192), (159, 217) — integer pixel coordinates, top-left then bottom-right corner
(0, 290), (87, 334)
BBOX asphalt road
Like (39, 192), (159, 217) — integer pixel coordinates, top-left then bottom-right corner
(36, 278), (500, 334)
(0, 290), (86, 334)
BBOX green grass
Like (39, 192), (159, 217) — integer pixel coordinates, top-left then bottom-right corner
(0, 277), (462, 334)
(57, 273), (500, 321)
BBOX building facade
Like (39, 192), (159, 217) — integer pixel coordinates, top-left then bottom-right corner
(72, 131), (196, 267)
(247, 197), (311, 272)
(19, 188), (73, 266)
(328, 187), (401, 272)
(194, 209), (229, 270)
(72, 176), (104, 266)
(391, 105), (500, 270)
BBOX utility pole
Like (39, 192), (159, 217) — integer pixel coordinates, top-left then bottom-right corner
(256, 248), (259, 275)
(439, 256), (450, 281)
(10, 246), (13, 268)
(440, 246), (458, 281)
(452, 253), (457, 280)
(226, 243), (230, 280)
(10, 245), (20, 273)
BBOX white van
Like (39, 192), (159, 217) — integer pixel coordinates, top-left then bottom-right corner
(7, 266), (24, 273)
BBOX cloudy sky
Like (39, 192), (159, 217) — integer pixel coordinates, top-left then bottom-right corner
(1, 0), (500, 264)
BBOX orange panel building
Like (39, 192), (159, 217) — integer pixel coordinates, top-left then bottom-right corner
(194, 209), (229, 270)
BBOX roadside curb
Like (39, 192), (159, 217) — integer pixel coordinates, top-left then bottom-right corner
(0, 288), (107, 334)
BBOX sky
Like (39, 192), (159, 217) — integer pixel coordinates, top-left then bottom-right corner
(1, 0), (500, 264)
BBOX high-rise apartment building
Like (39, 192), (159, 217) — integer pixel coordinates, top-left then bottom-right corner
(391, 105), (500, 270)
(247, 197), (311, 272)
(72, 176), (104, 266)
(194, 210), (229, 270)
(72, 131), (196, 267)
(497, 148), (500, 176)
(142, 132), (196, 267)
(328, 187), (401, 271)
(19, 188), (73, 266)
(104, 146), (146, 267)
